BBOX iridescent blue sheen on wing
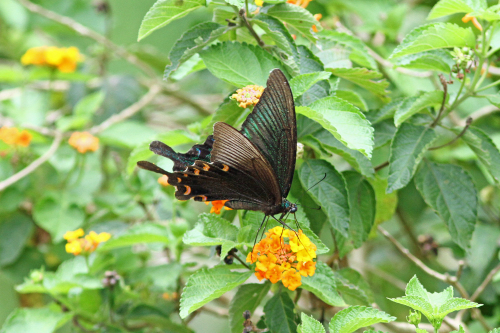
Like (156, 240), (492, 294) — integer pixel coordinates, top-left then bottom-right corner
(240, 69), (296, 197)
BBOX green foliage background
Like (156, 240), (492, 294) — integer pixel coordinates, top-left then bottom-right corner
(1, 0), (500, 332)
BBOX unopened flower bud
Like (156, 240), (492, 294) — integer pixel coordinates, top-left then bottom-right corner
(407, 310), (421, 327)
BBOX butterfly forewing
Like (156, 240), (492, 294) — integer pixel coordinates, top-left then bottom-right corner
(239, 69), (296, 198)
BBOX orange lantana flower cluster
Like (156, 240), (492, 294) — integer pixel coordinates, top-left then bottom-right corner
(68, 131), (99, 153)
(0, 127), (32, 147)
(64, 228), (111, 256)
(231, 85), (264, 108)
(287, 0), (312, 8)
(21, 46), (83, 73)
(206, 200), (233, 214)
(247, 226), (317, 291)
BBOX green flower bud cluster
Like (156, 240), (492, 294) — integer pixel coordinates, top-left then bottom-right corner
(407, 310), (421, 328)
(451, 47), (474, 73)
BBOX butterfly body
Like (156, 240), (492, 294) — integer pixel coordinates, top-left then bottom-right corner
(138, 69), (297, 221)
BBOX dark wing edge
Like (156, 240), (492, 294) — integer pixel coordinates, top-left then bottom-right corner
(137, 135), (214, 172)
(239, 68), (297, 197)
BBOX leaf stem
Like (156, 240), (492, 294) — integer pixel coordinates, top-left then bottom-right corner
(429, 117), (472, 150)
(239, 8), (266, 47)
(430, 74), (448, 128)
(475, 78), (500, 92)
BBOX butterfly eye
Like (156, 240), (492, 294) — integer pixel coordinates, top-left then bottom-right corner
(184, 186), (191, 195)
(222, 164), (230, 172)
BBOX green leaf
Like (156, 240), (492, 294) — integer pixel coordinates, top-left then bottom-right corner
(390, 276), (480, 328)
(225, 0), (244, 7)
(267, 3), (320, 42)
(290, 72), (331, 98)
(183, 213), (239, 258)
(336, 171), (375, 257)
(489, 329), (500, 333)
(296, 45), (330, 105)
(318, 30), (377, 69)
(334, 90), (368, 111)
(300, 313), (326, 333)
(229, 283), (271, 333)
(427, 0), (477, 20)
(299, 160), (350, 236)
(394, 91), (446, 127)
(297, 97), (374, 157)
(457, 126), (500, 183)
(387, 123), (437, 193)
(329, 306), (396, 333)
(33, 194), (85, 242)
(138, 0), (206, 41)
(0, 307), (72, 333)
(98, 224), (170, 251)
(179, 266), (251, 318)
(390, 23), (476, 58)
(312, 129), (374, 177)
(393, 50), (454, 73)
(450, 326), (466, 333)
(200, 41), (286, 87)
(319, 30), (377, 69)
(254, 14), (300, 76)
(374, 120), (397, 148)
(367, 176), (398, 230)
(415, 161), (477, 250)
(264, 291), (297, 333)
(206, 98), (250, 133)
(335, 268), (373, 305)
(328, 68), (389, 98)
(301, 262), (345, 306)
(363, 331), (387, 333)
(164, 22), (227, 79)
(0, 214), (33, 266)
(367, 98), (404, 125)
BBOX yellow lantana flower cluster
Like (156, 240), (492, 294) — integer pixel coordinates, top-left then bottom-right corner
(64, 228), (111, 256)
(21, 46), (83, 73)
(68, 131), (99, 153)
(247, 226), (317, 291)
(0, 127), (32, 147)
(231, 85), (264, 108)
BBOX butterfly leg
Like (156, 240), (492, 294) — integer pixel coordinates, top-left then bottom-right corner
(253, 214), (269, 248)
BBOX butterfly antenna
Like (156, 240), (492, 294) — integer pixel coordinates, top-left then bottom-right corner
(296, 204), (322, 210)
(294, 173), (327, 204)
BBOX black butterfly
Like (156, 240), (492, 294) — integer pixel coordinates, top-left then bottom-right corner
(137, 69), (297, 223)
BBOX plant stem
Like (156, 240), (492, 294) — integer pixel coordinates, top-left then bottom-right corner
(476, 78), (500, 92)
(429, 117), (472, 150)
(239, 8), (266, 47)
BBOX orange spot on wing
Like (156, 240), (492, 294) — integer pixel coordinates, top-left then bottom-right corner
(222, 164), (229, 172)
(203, 164), (210, 171)
(194, 169), (200, 175)
(184, 173), (188, 177)
(184, 186), (191, 195)
(199, 195), (207, 202)
(177, 177), (182, 183)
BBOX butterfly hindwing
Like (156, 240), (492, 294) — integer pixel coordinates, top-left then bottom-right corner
(149, 135), (213, 172)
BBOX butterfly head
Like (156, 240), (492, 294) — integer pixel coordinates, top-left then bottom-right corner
(282, 199), (297, 214)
